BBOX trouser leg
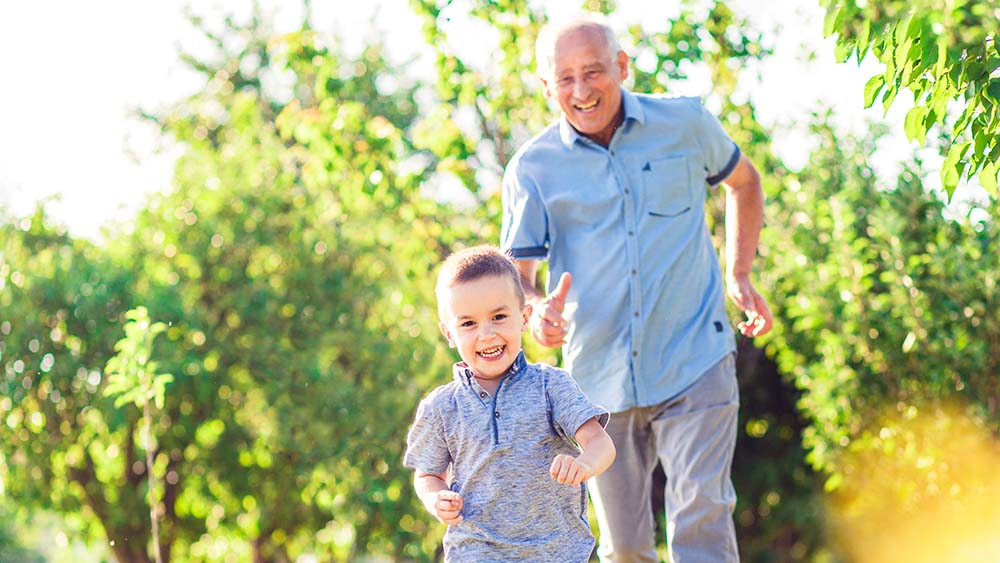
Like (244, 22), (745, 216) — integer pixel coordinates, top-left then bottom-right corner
(589, 406), (660, 563)
(652, 354), (740, 563)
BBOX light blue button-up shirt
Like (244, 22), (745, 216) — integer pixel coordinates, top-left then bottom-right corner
(501, 89), (740, 413)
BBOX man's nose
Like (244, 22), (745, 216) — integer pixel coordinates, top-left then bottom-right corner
(573, 78), (591, 100)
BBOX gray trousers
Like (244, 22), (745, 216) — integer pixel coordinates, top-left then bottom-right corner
(589, 354), (740, 563)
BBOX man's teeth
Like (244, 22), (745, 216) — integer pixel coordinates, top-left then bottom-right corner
(479, 346), (504, 358)
(576, 100), (598, 110)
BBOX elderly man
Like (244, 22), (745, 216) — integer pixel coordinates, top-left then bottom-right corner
(500, 13), (773, 563)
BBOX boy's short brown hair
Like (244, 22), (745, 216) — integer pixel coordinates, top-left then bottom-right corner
(436, 245), (526, 311)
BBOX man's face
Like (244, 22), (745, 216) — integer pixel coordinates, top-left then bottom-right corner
(542, 26), (628, 145)
(438, 275), (530, 383)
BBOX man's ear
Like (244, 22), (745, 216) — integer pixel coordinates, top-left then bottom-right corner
(521, 303), (532, 331)
(539, 75), (554, 99)
(439, 322), (456, 348)
(616, 49), (629, 82)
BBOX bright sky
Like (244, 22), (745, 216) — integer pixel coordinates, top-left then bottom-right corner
(0, 0), (914, 241)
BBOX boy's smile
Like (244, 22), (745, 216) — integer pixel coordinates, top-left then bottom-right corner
(438, 275), (531, 390)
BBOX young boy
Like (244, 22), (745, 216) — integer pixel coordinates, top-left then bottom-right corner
(405, 245), (616, 562)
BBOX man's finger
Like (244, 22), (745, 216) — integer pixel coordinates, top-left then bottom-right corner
(549, 272), (572, 309)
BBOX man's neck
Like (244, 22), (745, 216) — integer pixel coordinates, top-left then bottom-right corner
(581, 104), (625, 148)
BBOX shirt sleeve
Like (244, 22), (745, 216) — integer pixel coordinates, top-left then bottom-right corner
(403, 397), (451, 475)
(693, 100), (741, 186)
(500, 157), (549, 260)
(546, 368), (610, 445)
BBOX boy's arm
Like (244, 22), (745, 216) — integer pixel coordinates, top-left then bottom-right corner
(550, 417), (616, 486)
(414, 470), (464, 526)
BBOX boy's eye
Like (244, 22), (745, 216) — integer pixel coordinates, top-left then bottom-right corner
(460, 320), (475, 328)
(493, 313), (508, 321)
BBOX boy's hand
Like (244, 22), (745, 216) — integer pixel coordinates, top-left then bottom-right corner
(550, 453), (594, 486)
(434, 490), (464, 526)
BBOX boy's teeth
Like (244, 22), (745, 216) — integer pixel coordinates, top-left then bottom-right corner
(480, 346), (504, 358)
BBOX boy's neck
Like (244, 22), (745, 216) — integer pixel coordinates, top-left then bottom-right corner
(470, 357), (518, 395)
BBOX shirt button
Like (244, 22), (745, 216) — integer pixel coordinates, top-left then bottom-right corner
(624, 188), (630, 194)
(631, 269), (637, 275)
(628, 230), (634, 236)
(610, 150), (616, 156)
(480, 392), (487, 398)
(634, 311), (640, 317)
(632, 351), (638, 357)
(494, 411), (501, 418)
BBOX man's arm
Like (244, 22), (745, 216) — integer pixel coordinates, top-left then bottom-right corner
(721, 154), (773, 337)
(513, 259), (572, 347)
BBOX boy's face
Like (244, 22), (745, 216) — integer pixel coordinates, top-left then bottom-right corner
(438, 274), (531, 383)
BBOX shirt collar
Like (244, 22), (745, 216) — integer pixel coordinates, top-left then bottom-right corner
(452, 350), (528, 385)
(558, 87), (645, 148)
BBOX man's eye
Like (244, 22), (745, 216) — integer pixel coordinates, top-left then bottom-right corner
(585, 70), (600, 79)
(558, 77), (573, 86)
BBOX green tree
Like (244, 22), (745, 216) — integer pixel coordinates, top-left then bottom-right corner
(126, 6), (473, 561)
(821, 0), (1000, 198)
(104, 307), (174, 563)
(757, 113), (1000, 557)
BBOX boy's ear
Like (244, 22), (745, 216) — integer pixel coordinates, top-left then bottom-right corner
(521, 303), (532, 331)
(439, 322), (456, 348)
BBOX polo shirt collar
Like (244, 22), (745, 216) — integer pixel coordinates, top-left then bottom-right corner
(452, 350), (528, 385)
(558, 87), (645, 148)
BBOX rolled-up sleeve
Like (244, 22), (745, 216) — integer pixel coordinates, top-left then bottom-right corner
(693, 100), (741, 186)
(500, 160), (549, 260)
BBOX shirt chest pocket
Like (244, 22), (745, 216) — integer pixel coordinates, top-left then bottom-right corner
(642, 154), (694, 218)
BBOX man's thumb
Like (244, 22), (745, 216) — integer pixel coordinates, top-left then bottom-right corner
(550, 272), (572, 307)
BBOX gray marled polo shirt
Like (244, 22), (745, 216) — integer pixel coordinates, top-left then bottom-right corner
(404, 351), (610, 563)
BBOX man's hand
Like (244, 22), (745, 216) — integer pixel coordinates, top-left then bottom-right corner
(550, 454), (595, 486)
(726, 272), (773, 337)
(529, 272), (572, 347)
(434, 490), (464, 526)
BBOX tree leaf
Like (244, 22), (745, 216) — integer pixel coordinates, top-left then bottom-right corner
(904, 106), (928, 145)
(882, 83), (898, 114)
(979, 161), (999, 195)
(864, 74), (885, 108)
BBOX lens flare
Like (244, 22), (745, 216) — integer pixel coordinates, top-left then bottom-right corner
(826, 403), (1000, 562)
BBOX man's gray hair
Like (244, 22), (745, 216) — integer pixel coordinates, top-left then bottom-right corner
(535, 13), (621, 78)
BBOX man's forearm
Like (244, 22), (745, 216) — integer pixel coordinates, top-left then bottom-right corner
(724, 159), (764, 277)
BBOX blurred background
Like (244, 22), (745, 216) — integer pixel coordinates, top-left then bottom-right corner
(1, 0), (998, 561)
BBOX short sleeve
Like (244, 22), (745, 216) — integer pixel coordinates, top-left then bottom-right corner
(500, 159), (549, 260)
(403, 398), (451, 475)
(546, 368), (609, 444)
(694, 101), (741, 186)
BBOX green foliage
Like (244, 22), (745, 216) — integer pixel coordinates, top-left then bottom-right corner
(104, 307), (173, 410)
(758, 113), (1000, 496)
(822, 0), (1000, 199)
